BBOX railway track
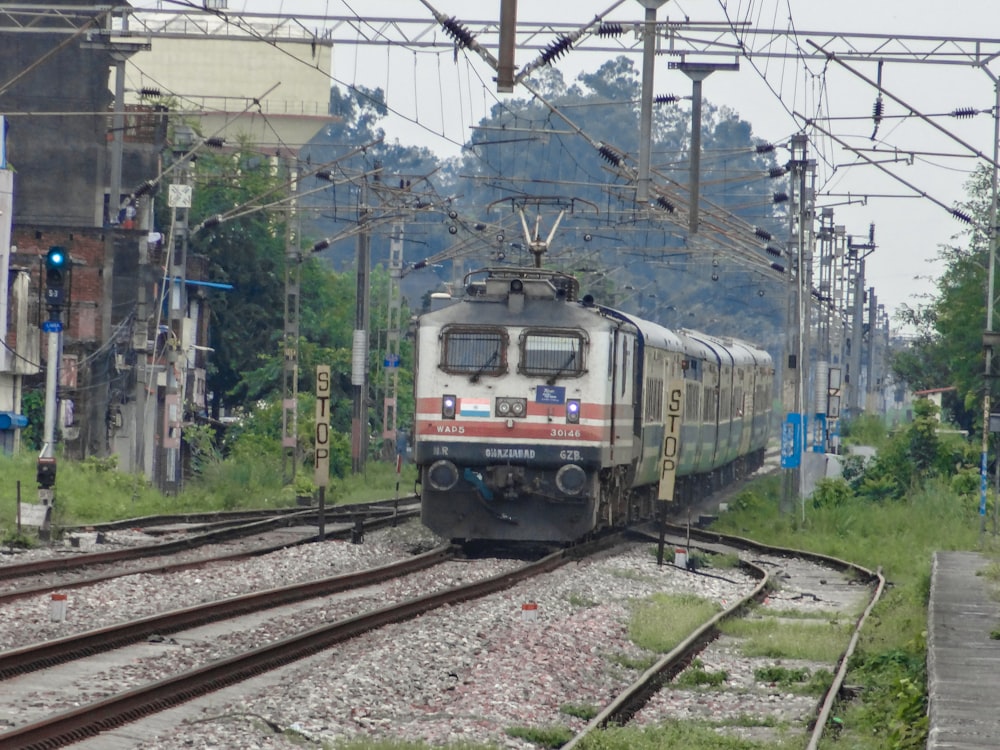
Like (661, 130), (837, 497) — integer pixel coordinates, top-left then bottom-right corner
(0, 507), (882, 748)
(0, 544), (455, 680)
(0, 500), (420, 603)
(0, 533), (622, 749)
(562, 523), (885, 748)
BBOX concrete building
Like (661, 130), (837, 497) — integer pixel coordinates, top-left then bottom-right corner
(1, 2), (333, 491)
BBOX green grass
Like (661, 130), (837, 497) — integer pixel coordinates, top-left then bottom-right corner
(0, 451), (418, 537)
(628, 592), (721, 653)
(2, 445), (992, 750)
(720, 617), (850, 661)
(575, 722), (799, 749)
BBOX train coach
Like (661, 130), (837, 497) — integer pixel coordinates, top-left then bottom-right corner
(412, 266), (773, 543)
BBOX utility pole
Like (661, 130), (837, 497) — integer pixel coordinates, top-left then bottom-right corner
(980, 75), (1000, 534)
(282, 158), (301, 484)
(779, 133), (815, 514)
(635, 0), (668, 205)
(159, 126), (194, 494)
(37, 246), (69, 519)
(382, 219), (404, 460)
(671, 60), (739, 234)
(351, 177), (373, 474)
(865, 287), (879, 412)
(846, 228), (875, 417)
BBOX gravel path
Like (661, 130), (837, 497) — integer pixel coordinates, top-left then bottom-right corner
(0, 520), (870, 749)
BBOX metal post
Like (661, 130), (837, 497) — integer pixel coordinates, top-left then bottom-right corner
(687, 75), (705, 235)
(780, 134), (811, 513)
(282, 159), (301, 483)
(981, 77), (1000, 534)
(635, 0), (667, 205)
(496, 0), (517, 93)
(865, 287), (878, 411)
(41, 327), (59, 458)
(382, 220), (403, 460)
(159, 127), (193, 494)
(673, 61), (738, 235)
(352, 180), (372, 474)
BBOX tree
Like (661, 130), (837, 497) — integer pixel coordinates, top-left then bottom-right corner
(891, 164), (995, 432)
(188, 145), (289, 415)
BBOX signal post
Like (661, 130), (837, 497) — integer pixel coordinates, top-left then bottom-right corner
(37, 246), (69, 524)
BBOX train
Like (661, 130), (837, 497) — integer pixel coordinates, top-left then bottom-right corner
(412, 266), (774, 543)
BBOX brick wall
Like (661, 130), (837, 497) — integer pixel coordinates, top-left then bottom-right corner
(12, 226), (107, 343)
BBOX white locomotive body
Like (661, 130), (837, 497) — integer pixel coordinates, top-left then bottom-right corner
(413, 267), (773, 543)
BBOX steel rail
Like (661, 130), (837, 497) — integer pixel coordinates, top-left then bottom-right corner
(0, 502), (418, 582)
(0, 508), (421, 606)
(0, 543), (454, 681)
(0, 536), (620, 749)
(562, 524), (885, 747)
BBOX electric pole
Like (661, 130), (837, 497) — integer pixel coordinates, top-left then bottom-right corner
(282, 158), (301, 484)
(352, 177), (373, 474)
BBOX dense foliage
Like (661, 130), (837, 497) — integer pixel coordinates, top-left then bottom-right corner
(892, 165), (996, 432)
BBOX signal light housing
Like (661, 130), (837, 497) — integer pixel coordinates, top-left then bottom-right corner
(442, 394), (457, 419)
(44, 246), (68, 310)
(566, 399), (581, 424)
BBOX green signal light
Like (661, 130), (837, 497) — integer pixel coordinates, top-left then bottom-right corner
(46, 247), (67, 269)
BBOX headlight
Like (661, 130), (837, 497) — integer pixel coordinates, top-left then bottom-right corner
(566, 399), (581, 424)
(495, 397), (527, 418)
(556, 464), (587, 496)
(428, 460), (459, 491)
(442, 395), (456, 419)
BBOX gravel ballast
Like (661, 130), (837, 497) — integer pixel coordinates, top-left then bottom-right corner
(0, 521), (868, 749)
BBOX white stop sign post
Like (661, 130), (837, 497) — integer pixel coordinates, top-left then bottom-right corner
(315, 365), (331, 539)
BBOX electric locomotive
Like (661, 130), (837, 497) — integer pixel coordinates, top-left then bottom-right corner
(413, 266), (773, 543)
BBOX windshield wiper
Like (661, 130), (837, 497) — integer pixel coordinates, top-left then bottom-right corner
(470, 350), (499, 383)
(546, 351), (576, 385)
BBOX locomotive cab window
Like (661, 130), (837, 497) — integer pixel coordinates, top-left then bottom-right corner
(519, 329), (586, 380)
(440, 326), (508, 377)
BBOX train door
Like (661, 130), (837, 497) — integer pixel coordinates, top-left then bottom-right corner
(610, 328), (637, 457)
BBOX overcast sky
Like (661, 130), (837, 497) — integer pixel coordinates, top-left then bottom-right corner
(136, 1), (1000, 327)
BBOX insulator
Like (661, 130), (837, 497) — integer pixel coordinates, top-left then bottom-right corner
(474, 222), (486, 231)
(441, 17), (475, 49)
(412, 259), (428, 271)
(765, 244), (782, 257)
(654, 94), (680, 104)
(951, 208), (973, 224)
(872, 96), (884, 121)
(769, 166), (787, 179)
(597, 22), (624, 37)
(773, 192), (789, 203)
(312, 239), (331, 252)
(540, 35), (573, 66)
(771, 262), (785, 273)
(656, 196), (675, 212)
(316, 170), (333, 181)
(205, 137), (225, 149)
(754, 226), (772, 241)
(139, 87), (161, 98)
(448, 209), (458, 219)
(755, 143), (775, 154)
(203, 215), (222, 229)
(133, 180), (155, 198)
(598, 144), (622, 167)
(951, 107), (978, 119)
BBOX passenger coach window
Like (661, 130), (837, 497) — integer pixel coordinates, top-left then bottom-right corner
(440, 326), (507, 376)
(520, 330), (586, 379)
